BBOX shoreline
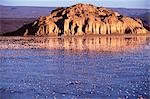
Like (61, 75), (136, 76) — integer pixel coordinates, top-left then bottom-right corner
(0, 33), (150, 38)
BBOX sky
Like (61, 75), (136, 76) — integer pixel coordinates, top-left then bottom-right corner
(0, 0), (149, 9)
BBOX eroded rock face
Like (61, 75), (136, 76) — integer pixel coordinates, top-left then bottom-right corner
(2, 4), (148, 36)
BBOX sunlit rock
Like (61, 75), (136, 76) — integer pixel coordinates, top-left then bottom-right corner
(2, 3), (149, 36)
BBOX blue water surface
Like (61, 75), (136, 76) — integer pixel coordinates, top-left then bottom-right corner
(0, 36), (150, 99)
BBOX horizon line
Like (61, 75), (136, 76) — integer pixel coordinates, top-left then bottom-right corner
(0, 4), (149, 10)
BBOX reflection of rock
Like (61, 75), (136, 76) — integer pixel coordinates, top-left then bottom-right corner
(1, 4), (149, 36)
(46, 36), (147, 52)
(0, 36), (149, 52)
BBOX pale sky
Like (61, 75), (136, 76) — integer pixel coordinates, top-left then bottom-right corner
(0, 0), (149, 9)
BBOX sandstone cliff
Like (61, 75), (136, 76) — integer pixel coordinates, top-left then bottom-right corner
(2, 4), (149, 36)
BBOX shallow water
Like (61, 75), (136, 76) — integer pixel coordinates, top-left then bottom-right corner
(0, 36), (150, 99)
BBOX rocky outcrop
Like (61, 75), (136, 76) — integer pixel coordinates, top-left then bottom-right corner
(2, 4), (149, 36)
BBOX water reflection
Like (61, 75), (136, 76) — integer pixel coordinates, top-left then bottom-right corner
(0, 36), (149, 52)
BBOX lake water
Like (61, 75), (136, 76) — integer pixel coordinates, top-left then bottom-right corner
(0, 36), (150, 99)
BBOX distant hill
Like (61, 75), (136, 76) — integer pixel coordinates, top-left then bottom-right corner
(0, 6), (56, 33)
(0, 6), (55, 18)
(112, 8), (149, 17)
